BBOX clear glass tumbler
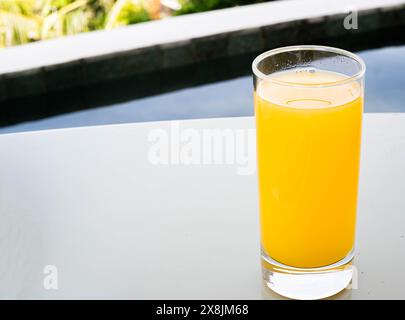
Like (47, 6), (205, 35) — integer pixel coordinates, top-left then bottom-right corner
(252, 45), (366, 300)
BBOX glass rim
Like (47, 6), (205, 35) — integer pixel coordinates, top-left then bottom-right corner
(252, 45), (366, 88)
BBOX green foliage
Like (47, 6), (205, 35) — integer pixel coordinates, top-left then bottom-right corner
(86, 0), (114, 30)
(118, 3), (149, 24)
(175, 0), (269, 15)
(105, 0), (150, 29)
(0, 1), (40, 47)
(0, 0), (270, 48)
(0, 0), (150, 48)
(52, 0), (77, 9)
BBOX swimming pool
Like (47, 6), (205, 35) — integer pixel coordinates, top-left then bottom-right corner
(1, 44), (405, 134)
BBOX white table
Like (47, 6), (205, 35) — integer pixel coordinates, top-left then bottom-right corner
(0, 114), (404, 300)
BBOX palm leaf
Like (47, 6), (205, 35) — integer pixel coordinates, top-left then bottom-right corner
(41, 0), (89, 38)
(0, 10), (40, 47)
(0, 0), (154, 48)
(104, 0), (128, 30)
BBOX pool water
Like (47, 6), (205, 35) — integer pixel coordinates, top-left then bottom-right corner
(1, 45), (405, 134)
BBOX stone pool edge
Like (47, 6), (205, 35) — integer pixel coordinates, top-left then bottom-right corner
(0, 0), (404, 102)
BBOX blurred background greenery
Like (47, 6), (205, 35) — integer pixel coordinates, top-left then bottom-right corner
(0, 0), (271, 48)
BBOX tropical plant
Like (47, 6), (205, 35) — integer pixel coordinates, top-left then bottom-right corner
(104, 0), (149, 30)
(0, 0), (151, 47)
(0, 0), (269, 48)
(175, 0), (269, 15)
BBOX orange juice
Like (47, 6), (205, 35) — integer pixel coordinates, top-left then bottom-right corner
(255, 69), (363, 268)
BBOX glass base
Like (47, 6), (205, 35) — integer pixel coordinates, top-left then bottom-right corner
(262, 250), (354, 300)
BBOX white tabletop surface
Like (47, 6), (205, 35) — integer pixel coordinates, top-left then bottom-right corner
(0, 113), (404, 300)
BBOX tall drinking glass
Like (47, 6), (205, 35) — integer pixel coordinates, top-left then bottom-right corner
(252, 46), (365, 300)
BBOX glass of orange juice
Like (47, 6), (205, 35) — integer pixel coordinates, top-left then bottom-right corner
(252, 46), (366, 300)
